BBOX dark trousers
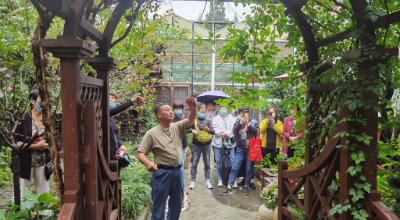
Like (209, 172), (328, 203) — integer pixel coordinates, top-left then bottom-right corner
(287, 145), (295, 158)
(262, 148), (279, 167)
(151, 169), (183, 220)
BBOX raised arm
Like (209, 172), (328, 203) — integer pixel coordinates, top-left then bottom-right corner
(110, 96), (144, 116)
(184, 97), (197, 130)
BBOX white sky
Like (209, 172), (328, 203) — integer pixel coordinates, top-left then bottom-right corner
(155, 0), (253, 22)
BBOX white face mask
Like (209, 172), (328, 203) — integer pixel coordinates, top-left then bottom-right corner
(271, 113), (275, 118)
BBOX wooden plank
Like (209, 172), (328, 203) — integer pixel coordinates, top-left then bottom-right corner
(80, 19), (103, 42)
(83, 101), (100, 220)
(57, 203), (77, 220)
(39, 0), (103, 42)
(81, 75), (104, 87)
(367, 201), (400, 220)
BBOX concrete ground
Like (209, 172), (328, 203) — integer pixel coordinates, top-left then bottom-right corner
(180, 152), (262, 220)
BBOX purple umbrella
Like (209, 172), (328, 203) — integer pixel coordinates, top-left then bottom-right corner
(196, 91), (230, 104)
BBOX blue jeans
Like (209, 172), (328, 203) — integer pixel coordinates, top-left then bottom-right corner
(228, 147), (253, 186)
(213, 146), (235, 181)
(180, 147), (186, 189)
(190, 144), (211, 180)
(151, 169), (183, 220)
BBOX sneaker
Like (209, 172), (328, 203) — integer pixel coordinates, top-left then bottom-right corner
(249, 182), (257, 190)
(189, 181), (195, 189)
(220, 188), (233, 196)
(218, 180), (223, 187)
(232, 180), (238, 188)
(205, 179), (213, 189)
(243, 186), (250, 195)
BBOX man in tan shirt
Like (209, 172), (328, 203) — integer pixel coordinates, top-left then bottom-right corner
(137, 97), (196, 220)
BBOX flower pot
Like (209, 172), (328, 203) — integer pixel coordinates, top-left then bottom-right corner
(257, 204), (274, 220)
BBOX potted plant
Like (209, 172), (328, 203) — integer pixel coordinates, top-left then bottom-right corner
(258, 182), (278, 220)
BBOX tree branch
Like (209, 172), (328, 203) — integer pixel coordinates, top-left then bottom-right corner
(373, 11), (400, 29)
(314, 0), (341, 15)
(110, 1), (144, 48)
(316, 28), (353, 47)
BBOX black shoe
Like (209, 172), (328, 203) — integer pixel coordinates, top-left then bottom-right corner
(249, 182), (256, 190)
(220, 188), (233, 196)
(243, 186), (250, 195)
(238, 179), (245, 186)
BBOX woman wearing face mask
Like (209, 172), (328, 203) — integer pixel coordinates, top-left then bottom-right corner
(212, 105), (237, 187)
(14, 89), (51, 203)
(189, 104), (215, 189)
(260, 107), (283, 166)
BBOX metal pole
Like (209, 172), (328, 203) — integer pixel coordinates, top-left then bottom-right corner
(191, 22), (194, 95)
(211, 0), (215, 91)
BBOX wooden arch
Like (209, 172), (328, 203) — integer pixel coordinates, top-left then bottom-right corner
(37, 0), (145, 219)
(277, 0), (400, 219)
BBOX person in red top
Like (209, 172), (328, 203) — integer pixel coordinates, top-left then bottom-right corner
(283, 107), (304, 158)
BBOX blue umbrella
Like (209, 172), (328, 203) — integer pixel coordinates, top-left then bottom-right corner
(196, 91), (230, 104)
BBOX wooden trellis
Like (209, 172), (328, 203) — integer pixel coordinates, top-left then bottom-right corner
(37, 0), (145, 219)
(277, 0), (400, 219)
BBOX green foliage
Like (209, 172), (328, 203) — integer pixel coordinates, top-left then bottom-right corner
(0, 147), (12, 188)
(260, 183), (278, 209)
(120, 146), (152, 219)
(0, 188), (59, 220)
(377, 138), (400, 216)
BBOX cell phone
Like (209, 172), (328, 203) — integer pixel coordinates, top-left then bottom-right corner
(244, 111), (249, 117)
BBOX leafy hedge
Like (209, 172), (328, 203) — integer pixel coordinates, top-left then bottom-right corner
(120, 151), (152, 219)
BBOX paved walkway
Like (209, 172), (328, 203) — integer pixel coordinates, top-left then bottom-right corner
(180, 152), (262, 220)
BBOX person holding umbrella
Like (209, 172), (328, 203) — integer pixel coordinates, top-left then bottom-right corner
(212, 105), (236, 187)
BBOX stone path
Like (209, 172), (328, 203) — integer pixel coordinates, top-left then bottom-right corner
(180, 154), (262, 220)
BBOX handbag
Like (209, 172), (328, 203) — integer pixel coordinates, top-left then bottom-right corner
(249, 130), (263, 162)
(194, 120), (212, 144)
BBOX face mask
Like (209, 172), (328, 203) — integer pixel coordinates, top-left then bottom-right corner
(198, 113), (206, 119)
(219, 110), (227, 116)
(271, 113), (276, 118)
(236, 116), (242, 121)
(35, 102), (42, 113)
(109, 102), (116, 109)
(174, 110), (182, 115)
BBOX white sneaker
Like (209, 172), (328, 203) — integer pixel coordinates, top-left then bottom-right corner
(233, 180), (238, 188)
(205, 179), (213, 189)
(189, 181), (195, 189)
(218, 180), (223, 187)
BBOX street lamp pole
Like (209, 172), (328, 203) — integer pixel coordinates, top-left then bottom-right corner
(211, 0), (216, 91)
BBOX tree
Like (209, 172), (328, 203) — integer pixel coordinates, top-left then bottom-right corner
(205, 1), (227, 30)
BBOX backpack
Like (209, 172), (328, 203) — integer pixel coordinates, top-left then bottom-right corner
(194, 119), (212, 144)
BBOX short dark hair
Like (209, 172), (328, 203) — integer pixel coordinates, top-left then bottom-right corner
(154, 104), (164, 115)
(238, 107), (249, 113)
(109, 92), (118, 99)
(29, 89), (39, 101)
(29, 89), (39, 109)
(173, 101), (184, 109)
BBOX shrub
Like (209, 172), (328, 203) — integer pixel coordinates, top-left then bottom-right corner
(120, 149), (152, 219)
(0, 147), (12, 188)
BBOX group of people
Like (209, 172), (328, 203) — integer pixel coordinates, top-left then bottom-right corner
(17, 89), (302, 220)
(137, 98), (303, 220)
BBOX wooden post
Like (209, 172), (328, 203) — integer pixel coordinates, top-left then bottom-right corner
(41, 38), (94, 220)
